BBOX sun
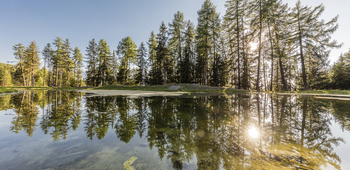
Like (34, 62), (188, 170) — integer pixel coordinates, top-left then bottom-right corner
(250, 42), (258, 51)
(248, 126), (259, 139)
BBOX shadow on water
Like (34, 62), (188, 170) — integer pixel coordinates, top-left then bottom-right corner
(0, 90), (349, 169)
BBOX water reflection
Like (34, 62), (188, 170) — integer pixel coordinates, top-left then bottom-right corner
(0, 91), (349, 169)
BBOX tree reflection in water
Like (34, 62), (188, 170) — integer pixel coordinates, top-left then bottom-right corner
(2, 91), (348, 170)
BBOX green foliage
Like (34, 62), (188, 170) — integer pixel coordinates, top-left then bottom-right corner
(135, 42), (148, 85)
(331, 51), (350, 89)
(85, 38), (99, 86)
(117, 36), (138, 85)
(96, 39), (114, 86)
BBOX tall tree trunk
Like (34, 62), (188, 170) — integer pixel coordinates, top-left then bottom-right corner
(274, 31), (287, 91)
(18, 91), (25, 114)
(20, 62), (26, 86)
(298, 14), (308, 90)
(236, 0), (241, 89)
(55, 67), (58, 87)
(279, 58), (287, 91)
(178, 30), (182, 84)
(48, 68), (51, 87)
(32, 57), (35, 87)
(268, 23), (274, 91)
(256, 0), (262, 91)
(301, 97), (307, 146)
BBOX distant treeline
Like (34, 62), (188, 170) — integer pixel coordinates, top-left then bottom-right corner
(2, 0), (350, 90)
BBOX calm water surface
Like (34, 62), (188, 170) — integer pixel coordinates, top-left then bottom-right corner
(0, 90), (350, 170)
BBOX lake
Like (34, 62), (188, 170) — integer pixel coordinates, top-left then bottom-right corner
(0, 90), (349, 170)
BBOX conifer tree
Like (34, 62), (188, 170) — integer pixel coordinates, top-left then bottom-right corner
(52, 37), (64, 87)
(291, 1), (341, 90)
(196, 0), (218, 85)
(97, 39), (113, 86)
(73, 47), (83, 87)
(169, 11), (185, 83)
(62, 38), (73, 87)
(85, 39), (98, 86)
(42, 43), (53, 87)
(24, 41), (40, 87)
(13, 43), (26, 86)
(224, 0), (246, 89)
(147, 31), (158, 85)
(155, 22), (170, 85)
(116, 36), (138, 85)
(136, 42), (148, 85)
(182, 21), (196, 83)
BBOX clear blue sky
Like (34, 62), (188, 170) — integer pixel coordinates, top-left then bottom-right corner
(0, 0), (349, 65)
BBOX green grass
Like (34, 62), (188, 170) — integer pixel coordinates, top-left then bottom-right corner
(3, 84), (248, 95)
(6, 86), (91, 91)
(95, 84), (248, 94)
(0, 87), (18, 94)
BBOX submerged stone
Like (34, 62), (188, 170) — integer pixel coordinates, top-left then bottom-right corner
(168, 86), (183, 90)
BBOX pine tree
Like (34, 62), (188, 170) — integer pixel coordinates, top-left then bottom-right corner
(24, 41), (40, 87)
(136, 42), (148, 85)
(42, 43), (53, 87)
(116, 36), (138, 85)
(62, 38), (73, 87)
(85, 39), (98, 86)
(292, 1), (341, 90)
(147, 31), (158, 85)
(13, 43), (26, 86)
(97, 39), (113, 86)
(196, 0), (218, 85)
(73, 47), (83, 87)
(52, 37), (64, 87)
(169, 11), (185, 83)
(224, 0), (246, 89)
(182, 21), (196, 83)
(155, 22), (170, 85)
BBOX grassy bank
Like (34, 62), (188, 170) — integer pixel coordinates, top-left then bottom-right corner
(95, 84), (247, 94)
(4, 84), (248, 95)
(0, 87), (18, 94)
(5, 86), (92, 91)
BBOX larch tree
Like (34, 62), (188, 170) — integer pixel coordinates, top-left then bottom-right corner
(42, 43), (53, 87)
(24, 41), (40, 87)
(147, 31), (158, 85)
(224, 0), (246, 89)
(292, 0), (341, 90)
(136, 42), (148, 85)
(97, 39), (113, 86)
(73, 47), (83, 87)
(85, 39), (99, 86)
(196, 0), (218, 85)
(168, 11), (185, 83)
(116, 36), (138, 85)
(154, 22), (170, 85)
(13, 43), (26, 86)
(52, 37), (64, 87)
(62, 38), (73, 87)
(182, 21), (196, 83)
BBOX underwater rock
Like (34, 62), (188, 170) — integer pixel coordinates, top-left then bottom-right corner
(169, 86), (183, 90)
(123, 156), (137, 170)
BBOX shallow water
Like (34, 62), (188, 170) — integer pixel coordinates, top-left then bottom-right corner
(0, 90), (350, 170)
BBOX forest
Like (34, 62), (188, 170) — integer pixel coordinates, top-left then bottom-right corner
(1, 0), (349, 91)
